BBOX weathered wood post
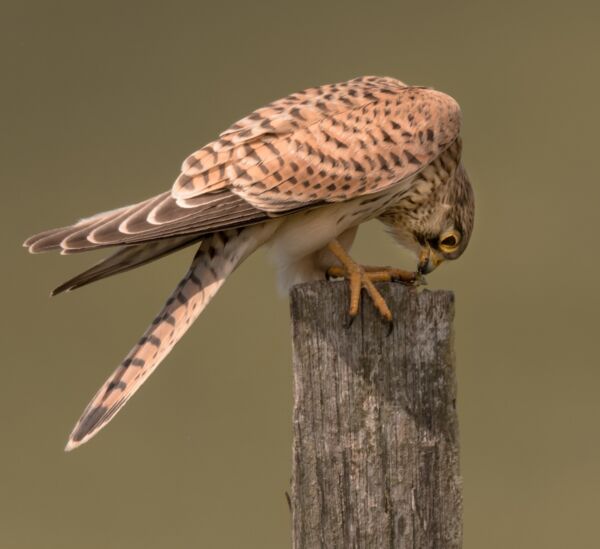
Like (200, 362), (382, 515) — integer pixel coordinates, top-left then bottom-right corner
(290, 281), (461, 549)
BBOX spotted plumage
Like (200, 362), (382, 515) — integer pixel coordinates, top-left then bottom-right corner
(24, 76), (474, 450)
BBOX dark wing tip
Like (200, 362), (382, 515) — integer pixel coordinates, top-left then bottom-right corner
(50, 285), (70, 297)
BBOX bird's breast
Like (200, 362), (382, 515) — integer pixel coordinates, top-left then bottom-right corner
(267, 190), (401, 263)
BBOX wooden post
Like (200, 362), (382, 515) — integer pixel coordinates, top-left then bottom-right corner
(290, 281), (461, 549)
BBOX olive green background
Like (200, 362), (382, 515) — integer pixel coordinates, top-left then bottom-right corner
(2, 1), (598, 547)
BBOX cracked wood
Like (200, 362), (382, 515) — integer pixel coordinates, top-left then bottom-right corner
(290, 281), (461, 549)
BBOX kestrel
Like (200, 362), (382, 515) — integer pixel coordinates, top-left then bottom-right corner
(24, 76), (474, 450)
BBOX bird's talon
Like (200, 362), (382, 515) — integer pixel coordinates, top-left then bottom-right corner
(386, 319), (394, 336)
(325, 246), (396, 323)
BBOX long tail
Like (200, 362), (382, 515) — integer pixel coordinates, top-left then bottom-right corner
(65, 227), (265, 451)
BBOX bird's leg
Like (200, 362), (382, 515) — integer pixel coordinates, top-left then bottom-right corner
(326, 240), (425, 322)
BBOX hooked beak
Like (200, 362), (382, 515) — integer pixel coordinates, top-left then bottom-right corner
(418, 247), (444, 275)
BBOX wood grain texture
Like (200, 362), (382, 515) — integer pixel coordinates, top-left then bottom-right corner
(290, 281), (461, 549)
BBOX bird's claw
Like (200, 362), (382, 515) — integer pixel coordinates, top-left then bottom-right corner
(326, 265), (394, 324)
(344, 314), (356, 329)
(326, 241), (423, 326)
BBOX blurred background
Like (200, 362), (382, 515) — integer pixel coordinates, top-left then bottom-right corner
(2, 1), (599, 547)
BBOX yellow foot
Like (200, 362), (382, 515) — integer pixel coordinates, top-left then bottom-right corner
(326, 265), (422, 284)
(326, 240), (424, 322)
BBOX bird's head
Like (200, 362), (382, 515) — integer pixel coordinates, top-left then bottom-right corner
(384, 163), (474, 275)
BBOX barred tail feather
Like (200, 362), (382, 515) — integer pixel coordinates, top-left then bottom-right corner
(65, 226), (268, 451)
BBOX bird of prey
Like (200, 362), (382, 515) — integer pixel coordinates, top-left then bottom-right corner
(24, 76), (474, 450)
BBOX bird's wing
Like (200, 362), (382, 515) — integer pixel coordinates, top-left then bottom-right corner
(24, 76), (460, 255)
(173, 75), (462, 212)
(50, 234), (202, 295)
(23, 189), (269, 253)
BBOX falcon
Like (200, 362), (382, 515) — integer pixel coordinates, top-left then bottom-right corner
(24, 76), (475, 450)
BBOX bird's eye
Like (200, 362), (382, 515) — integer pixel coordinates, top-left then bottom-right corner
(439, 231), (461, 253)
